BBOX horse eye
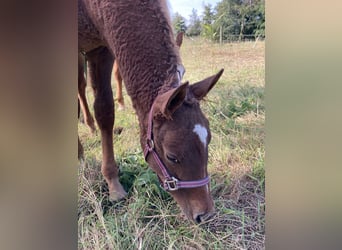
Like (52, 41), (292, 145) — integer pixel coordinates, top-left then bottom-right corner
(166, 154), (179, 164)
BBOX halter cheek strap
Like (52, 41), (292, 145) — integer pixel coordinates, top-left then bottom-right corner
(143, 102), (210, 192)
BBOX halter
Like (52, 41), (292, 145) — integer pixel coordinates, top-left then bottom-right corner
(143, 69), (210, 191)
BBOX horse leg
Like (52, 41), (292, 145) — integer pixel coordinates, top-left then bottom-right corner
(87, 47), (127, 201)
(78, 55), (96, 134)
(113, 61), (125, 110)
(78, 98), (84, 160)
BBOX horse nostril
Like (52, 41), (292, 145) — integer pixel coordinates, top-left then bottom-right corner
(194, 214), (203, 224)
(194, 212), (215, 223)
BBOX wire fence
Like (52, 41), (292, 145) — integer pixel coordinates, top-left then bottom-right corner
(186, 34), (265, 44)
(222, 34), (265, 43)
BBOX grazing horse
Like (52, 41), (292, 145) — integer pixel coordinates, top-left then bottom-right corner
(78, 0), (223, 223)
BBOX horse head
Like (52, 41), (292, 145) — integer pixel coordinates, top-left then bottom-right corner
(144, 69), (224, 223)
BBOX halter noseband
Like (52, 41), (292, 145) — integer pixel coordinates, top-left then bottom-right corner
(143, 96), (210, 192)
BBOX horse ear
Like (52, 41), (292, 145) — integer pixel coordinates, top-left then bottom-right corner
(190, 69), (224, 100)
(153, 83), (188, 119)
(176, 32), (183, 47)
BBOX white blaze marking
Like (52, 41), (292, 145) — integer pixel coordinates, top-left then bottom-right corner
(193, 124), (208, 148)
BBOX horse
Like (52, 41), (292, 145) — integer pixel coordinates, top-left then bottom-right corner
(78, 32), (184, 136)
(78, 0), (224, 223)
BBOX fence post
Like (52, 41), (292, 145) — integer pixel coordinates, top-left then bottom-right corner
(219, 25), (222, 44)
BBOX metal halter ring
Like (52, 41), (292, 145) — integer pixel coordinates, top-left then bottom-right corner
(164, 177), (179, 191)
(146, 139), (154, 151)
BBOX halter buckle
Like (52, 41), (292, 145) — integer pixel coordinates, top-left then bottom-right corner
(146, 139), (154, 151)
(164, 177), (179, 191)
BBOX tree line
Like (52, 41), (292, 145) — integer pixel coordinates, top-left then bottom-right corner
(172, 0), (265, 42)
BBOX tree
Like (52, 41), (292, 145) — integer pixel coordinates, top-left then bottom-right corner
(201, 4), (216, 40)
(253, 0), (265, 38)
(214, 0), (241, 42)
(237, 0), (265, 40)
(202, 4), (214, 25)
(172, 12), (187, 34)
(207, 0), (265, 42)
(187, 9), (201, 36)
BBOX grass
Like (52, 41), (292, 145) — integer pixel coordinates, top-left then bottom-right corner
(78, 38), (265, 249)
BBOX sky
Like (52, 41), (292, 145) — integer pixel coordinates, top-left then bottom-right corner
(168, 0), (222, 21)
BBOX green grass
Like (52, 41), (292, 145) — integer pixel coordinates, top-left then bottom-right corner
(78, 38), (265, 249)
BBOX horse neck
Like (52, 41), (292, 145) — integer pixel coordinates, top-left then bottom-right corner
(117, 38), (181, 140)
(99, 1), (182, 130)
(82, 0), (181, 140)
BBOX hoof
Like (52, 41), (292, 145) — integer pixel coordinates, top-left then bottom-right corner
(117, 104), (125, 111)
(90, 127), (97, 136)
(108, 177), (127, 201)
(88, 123), (96, 135)
(113, 127), (123, 135)
(109, 189), (127, 201)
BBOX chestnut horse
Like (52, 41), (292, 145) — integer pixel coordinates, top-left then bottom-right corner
(78, 0), (223, 223)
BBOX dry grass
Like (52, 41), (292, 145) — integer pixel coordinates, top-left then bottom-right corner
(78, 38), (265, 249)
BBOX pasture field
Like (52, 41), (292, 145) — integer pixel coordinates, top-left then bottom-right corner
(78, 38), (265, 249)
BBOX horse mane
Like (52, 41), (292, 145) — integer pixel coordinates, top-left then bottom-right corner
(90, 0), (181, 108)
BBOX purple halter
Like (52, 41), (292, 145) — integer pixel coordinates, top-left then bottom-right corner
(143, 102), (210, 192)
